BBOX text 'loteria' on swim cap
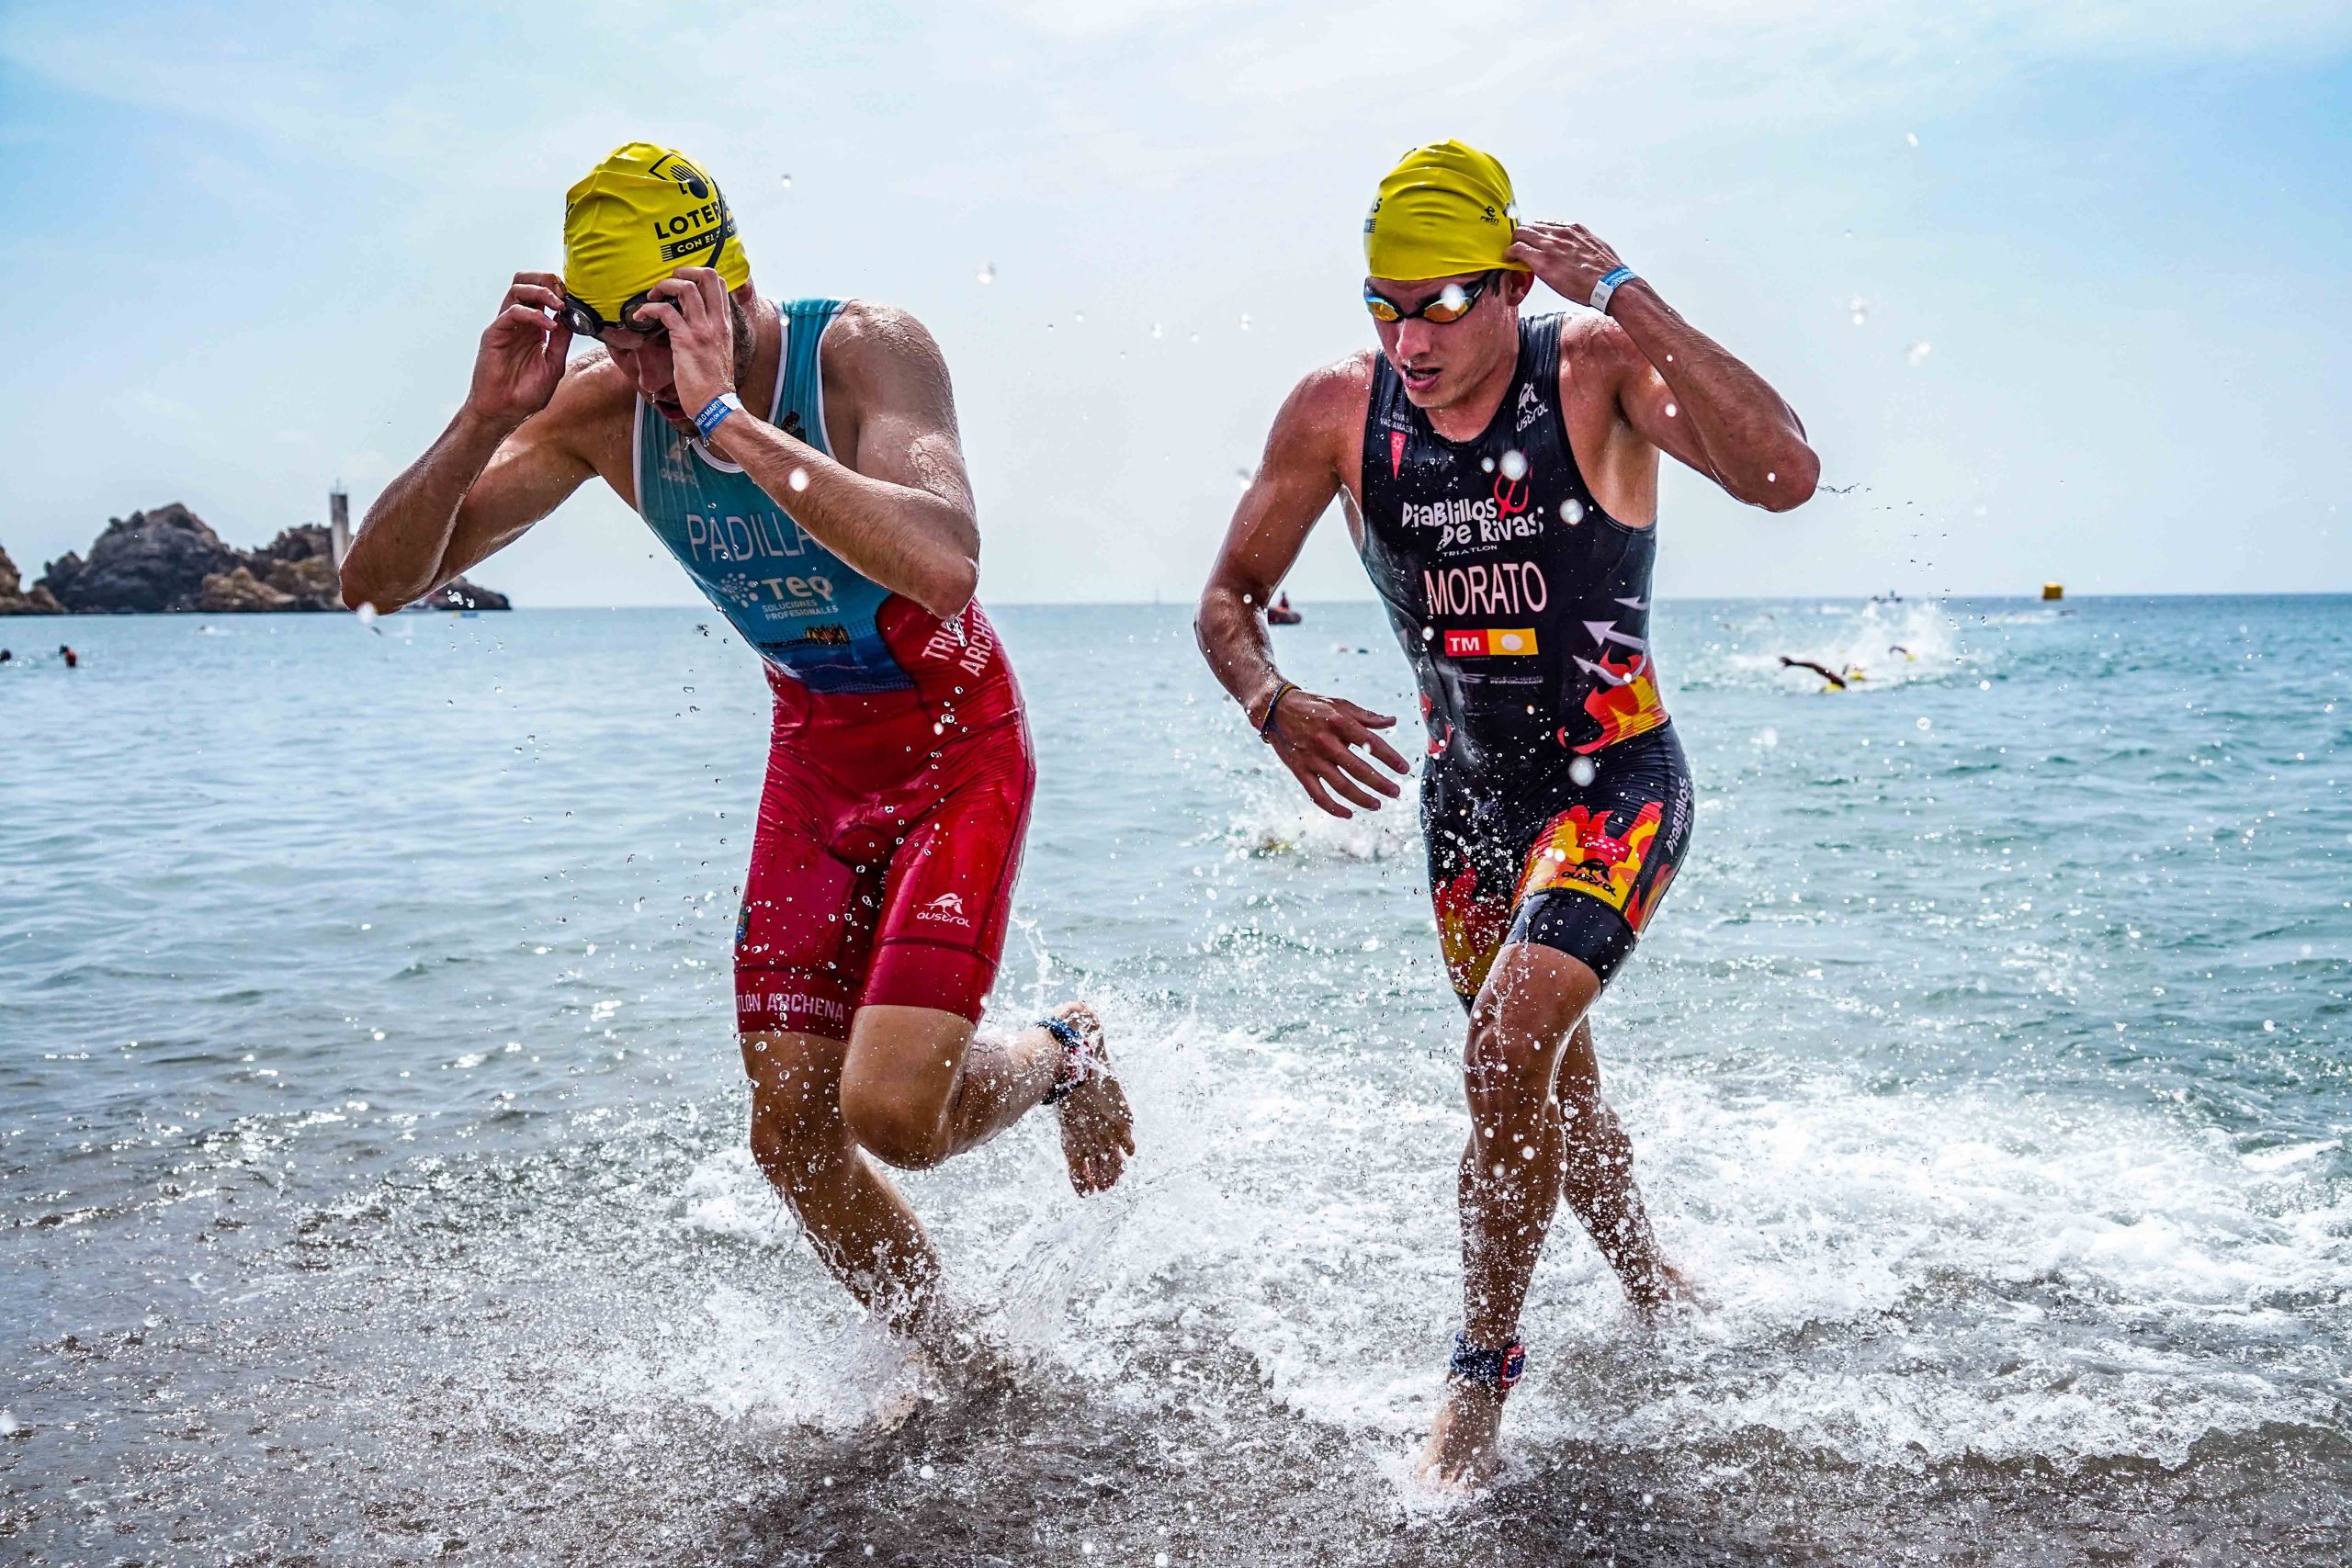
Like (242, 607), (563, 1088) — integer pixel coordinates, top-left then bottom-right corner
(1363, 140), (1530, 283)
(563, 143), (752, 319)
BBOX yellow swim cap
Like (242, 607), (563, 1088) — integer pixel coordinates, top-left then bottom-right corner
(1363, 140), (1530, 282)
(562, 143), (752, 321)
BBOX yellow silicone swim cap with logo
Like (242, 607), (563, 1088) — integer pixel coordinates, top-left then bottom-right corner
(1362, 140), (1530, 282)
(562, 143), (752, 325)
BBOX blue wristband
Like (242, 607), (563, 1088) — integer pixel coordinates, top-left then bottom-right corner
(1589, 265), (1637, 315)
(695, 391), (744, 440)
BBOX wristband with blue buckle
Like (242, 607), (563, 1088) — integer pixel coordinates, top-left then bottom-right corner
(695, 391), (745, 442)
(1589, 265), (1637, 316)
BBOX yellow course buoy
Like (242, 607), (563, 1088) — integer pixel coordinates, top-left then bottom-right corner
(2042, 582), (2064, 601)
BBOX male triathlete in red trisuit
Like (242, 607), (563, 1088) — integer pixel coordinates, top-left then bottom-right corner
(1197, 141), (1816, 1485)
(345, 144), (1133, 1353)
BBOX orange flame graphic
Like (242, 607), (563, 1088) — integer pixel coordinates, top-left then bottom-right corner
(1577, 650), (1668, 753)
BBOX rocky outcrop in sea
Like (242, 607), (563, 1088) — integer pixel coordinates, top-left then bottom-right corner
(3, 503), (508, 615)
(0, 546), (65, 615)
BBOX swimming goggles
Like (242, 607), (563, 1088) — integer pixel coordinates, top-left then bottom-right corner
(560, 229), (737, 342)
(560, 289), (669, 343)
(1363, 271), (1499, 325)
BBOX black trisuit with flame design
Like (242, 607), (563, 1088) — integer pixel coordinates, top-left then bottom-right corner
(1358, 311), (1693, 1001)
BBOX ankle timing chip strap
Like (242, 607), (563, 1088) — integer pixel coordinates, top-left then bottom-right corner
(1038, 1014), (1099, 1106)
(1449, 1332), (1526, 1395)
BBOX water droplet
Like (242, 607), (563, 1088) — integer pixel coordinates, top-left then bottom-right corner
(1664, 402), (1679, 417)
(975, 262), (996, 285)
(919, 1463), (936, 1479)
(1151, 323), (1164, 339)
(1239, 314), (1251, 330)
(356, 603), (379, 627)
(1563, 498), (1586, 525)
(1767, 471), (1777, 482)
(1499, 448), (1529, 480)
(779, 173), (793, 188)
(1905, 131), (1919, 147)
(1480, 456), (1496, 473)
(1438, 282), (1470, 312)
(1916, 716), (1932, 731)
(1568, 756), (1597, 786)
(788, 468), (809, 492)
(1849, 297), (1870, 326)
(1421, 626), (1434, 641)
(1906, 340), (1932, 366)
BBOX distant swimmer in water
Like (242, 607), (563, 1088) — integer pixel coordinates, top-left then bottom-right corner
(1195, 140), (1818, 1489)
(343, 143), (1132, 1359)
(59, 644), (78, 669)
(0, 649), (12, 664)
(1779, 656), (1848, 689)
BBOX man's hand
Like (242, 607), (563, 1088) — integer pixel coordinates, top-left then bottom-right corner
(467, 271), (573, 428)
(1262, 687), (1413, 818)
(638, 266), (738, 419)
(1505, 222), (1628, 310)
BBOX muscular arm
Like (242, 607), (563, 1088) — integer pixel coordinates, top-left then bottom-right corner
(1197, 368), (1349, 723)
(1508, 224), (1818, 512)
(342, 398), (598, 612)
(1196, 361), (1409, 818)
(1608, 281), (1819, 510)
(704, 304), (979, 620)
(341, 272), (603, 613)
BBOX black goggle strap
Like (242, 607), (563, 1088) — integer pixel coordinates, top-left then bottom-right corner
(563, 200), (734, 338)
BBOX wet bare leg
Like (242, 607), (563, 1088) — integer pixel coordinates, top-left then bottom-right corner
(838, 1002), (1130, 1184)
(1552, 1015), (1691, 1321)
(743, 1003), (1133, 1355)
(1418, 942), (1683, 1489)
(741, 1029), (946, 1339)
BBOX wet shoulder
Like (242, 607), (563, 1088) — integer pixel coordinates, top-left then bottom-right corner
(539, 345), (638, 486)
(813, 299), (956, 456)
(1281, 350), (1378, 463)
(819, 299), (951, 390)
(548, 346), (639, 425)
(1556, 309), (1650, 396)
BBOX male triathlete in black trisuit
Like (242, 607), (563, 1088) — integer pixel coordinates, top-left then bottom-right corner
(1196, 141), (1818, 1486)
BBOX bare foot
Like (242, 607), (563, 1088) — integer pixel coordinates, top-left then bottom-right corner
(1626, 1258), (1703, 1326)
(1049, 1003), (1134, 1195)
(1415, 1381), (1508, 1492)
(903, 1298), (1021, 1390)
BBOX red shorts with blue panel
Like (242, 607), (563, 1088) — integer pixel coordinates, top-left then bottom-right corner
(733, 604), (1034, 1039)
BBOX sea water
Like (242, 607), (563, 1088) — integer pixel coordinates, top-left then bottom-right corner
(1, 598), (2346, 1563)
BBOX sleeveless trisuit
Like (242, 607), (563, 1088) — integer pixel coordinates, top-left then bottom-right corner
(1357, 312), (1694, 998)
(632, 298), (1033, 1034)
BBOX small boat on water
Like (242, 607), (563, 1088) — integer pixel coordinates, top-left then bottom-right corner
(1266, 592), (1303, 626)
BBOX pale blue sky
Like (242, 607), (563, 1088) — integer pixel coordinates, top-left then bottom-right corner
(4, 1), (2347, 604)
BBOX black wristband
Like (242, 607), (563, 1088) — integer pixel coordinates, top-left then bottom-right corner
(1257, 681), (1297, 743)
